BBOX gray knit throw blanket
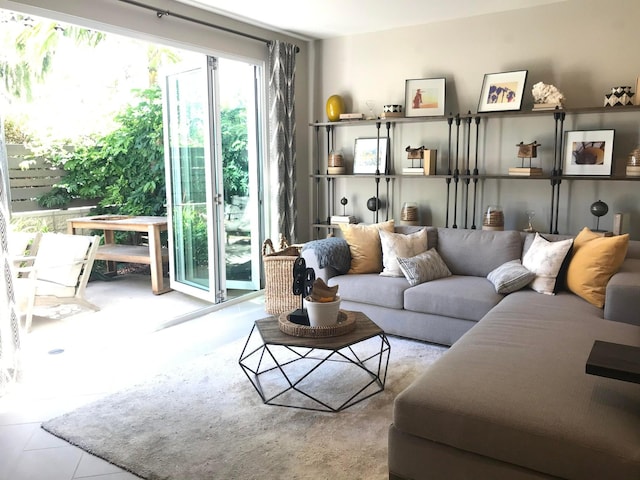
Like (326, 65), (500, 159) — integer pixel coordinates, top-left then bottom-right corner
(302, 237), (351, 273)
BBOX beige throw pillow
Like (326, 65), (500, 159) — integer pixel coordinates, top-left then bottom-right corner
(340, 220), (395, 274)
(522, 233), (573, 295)
(379, 228), (429, 277)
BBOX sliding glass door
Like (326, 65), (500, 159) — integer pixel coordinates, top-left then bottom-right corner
(162, 56), (262, 302)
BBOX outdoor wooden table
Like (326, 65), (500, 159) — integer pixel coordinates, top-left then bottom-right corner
(67, 215), (171, 295)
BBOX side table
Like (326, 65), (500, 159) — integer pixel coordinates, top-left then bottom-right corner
(67, 215), (170, 295)
(238, 311), (390, 412)
(586, 340), (640, 384)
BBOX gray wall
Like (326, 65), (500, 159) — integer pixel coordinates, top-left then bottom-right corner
(310, 0), (640, 239)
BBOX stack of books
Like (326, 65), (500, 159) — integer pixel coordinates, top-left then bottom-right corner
(532, 103), (563, 111)
(330, 215), (357, 224)
(339, 113), (364, 120)
(402, 167), (425, 175)
(508, 167), (543, 176)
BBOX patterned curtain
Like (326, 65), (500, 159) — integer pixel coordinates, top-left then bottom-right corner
(268, 41), (297, 242)
(0, 115), (21, 395)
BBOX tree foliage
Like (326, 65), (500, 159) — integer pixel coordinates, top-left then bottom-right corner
(0, 12), (105, 100)
(39, 85), (250, 218)
(221, 106), (249, 202)
(40, 86), (166, 215)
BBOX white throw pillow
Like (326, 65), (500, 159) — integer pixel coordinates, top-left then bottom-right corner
(397, 248), (452, 287)
(379, 228), (429, 277)
(487, 259), (536, 294)
(522, 233), (573, 295)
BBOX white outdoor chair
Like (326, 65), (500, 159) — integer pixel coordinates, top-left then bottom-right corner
(13, 233), (101, 331)
(8, 231), (41, 328)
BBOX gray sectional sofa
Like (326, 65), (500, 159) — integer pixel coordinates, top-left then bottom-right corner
(301, 226), (640, 479)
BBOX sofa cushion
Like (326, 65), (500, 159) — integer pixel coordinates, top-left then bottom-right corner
(487, 259), (535, 294)
(339, 220), (394, 274)
(522, 233), (573, 295)
(566, 227), (629, 308)
(379, 228), (429, 277)
(397, 248), (451, 286)
(393, 291), (640, 479)
(436, 228), (522, 277)
(403, 275), (502, 321)
(327, 273), (409, 309)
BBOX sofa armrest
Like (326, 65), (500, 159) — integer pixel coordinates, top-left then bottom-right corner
(605, 258), (640, 326)
(300, 247), (340, 284)
(299, 237), (351, 284)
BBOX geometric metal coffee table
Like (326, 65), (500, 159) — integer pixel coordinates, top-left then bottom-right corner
(238, 311), (390, 412)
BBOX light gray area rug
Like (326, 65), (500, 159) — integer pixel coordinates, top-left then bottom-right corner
(42, 334), (447, 480)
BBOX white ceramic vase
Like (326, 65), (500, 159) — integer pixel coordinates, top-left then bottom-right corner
(304, 296), (341, 327)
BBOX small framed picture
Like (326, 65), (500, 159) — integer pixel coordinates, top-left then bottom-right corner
(563, 130), (615, 176)
(477, 70), (528, 112)
(405, 78), (446, 117)
(353, 137), (388, 174)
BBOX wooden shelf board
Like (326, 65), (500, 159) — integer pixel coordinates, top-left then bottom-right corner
(97, 244), (169, 264)
(310, 105), (640, 127)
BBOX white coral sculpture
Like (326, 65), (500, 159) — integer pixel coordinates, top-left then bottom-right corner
(532, 82), (565, 105)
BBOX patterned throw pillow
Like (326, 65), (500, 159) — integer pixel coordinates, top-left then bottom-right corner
(397, 248), (452, 287)
(487, 259), (536, 294)
(379, 228), (429, 277)
(522, 233), (573, 295)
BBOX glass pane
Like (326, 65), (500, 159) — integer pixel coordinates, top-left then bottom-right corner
(165, 67), (210, 290)
(218, 58), (259, 288)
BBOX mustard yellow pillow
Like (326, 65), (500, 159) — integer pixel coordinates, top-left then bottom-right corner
(566, 227), (629, 308)
(340, 220), (394, 274)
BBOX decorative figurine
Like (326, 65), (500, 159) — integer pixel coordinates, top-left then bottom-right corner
(367, 196), (381, 212)
(532, 82), (565, 110)
(524, 210), (536, 233)
(290, 257), (315, 325)
(509, 141), (542, 176)
(590, 200), (609, 231)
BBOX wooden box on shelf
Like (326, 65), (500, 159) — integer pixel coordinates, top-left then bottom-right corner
(423, 149), (437, 175)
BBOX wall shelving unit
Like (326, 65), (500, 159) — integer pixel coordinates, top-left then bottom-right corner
(310, 105), (640, 238)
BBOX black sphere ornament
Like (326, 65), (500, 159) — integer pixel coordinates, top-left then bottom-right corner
(340, 197), (348, 215)
(590, 199), (608, 230)
(367, 196), (381, 212)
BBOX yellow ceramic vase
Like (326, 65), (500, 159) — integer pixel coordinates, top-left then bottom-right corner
(326, 95), (344, 122)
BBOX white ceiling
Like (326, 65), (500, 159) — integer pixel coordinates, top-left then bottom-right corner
(175, 0), (566, 39)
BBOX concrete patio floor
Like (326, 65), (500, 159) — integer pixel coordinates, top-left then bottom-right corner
(1, 272), (268, 479)
(15, 272), (265, 396)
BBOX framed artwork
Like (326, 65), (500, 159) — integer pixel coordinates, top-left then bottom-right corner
(477, 70), (528, 112)
(353, 137), (389, 174)
(405, 78), (446, 117)
(563, 130), (615, 176)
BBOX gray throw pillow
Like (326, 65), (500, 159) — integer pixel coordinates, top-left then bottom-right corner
(397, 248), (452, 287)
(487, 259), (536, 294)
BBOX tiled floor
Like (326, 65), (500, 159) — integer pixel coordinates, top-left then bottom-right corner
(0, 274), (266, 480)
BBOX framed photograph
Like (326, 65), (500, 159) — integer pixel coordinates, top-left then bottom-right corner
(405, 78), (446, 117)
(353, 137), (389, 174)
(563, 130), (615, 176)
(477, 70), (528, 112)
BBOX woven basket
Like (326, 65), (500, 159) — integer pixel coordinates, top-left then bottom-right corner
(263, 236), (301, 315)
